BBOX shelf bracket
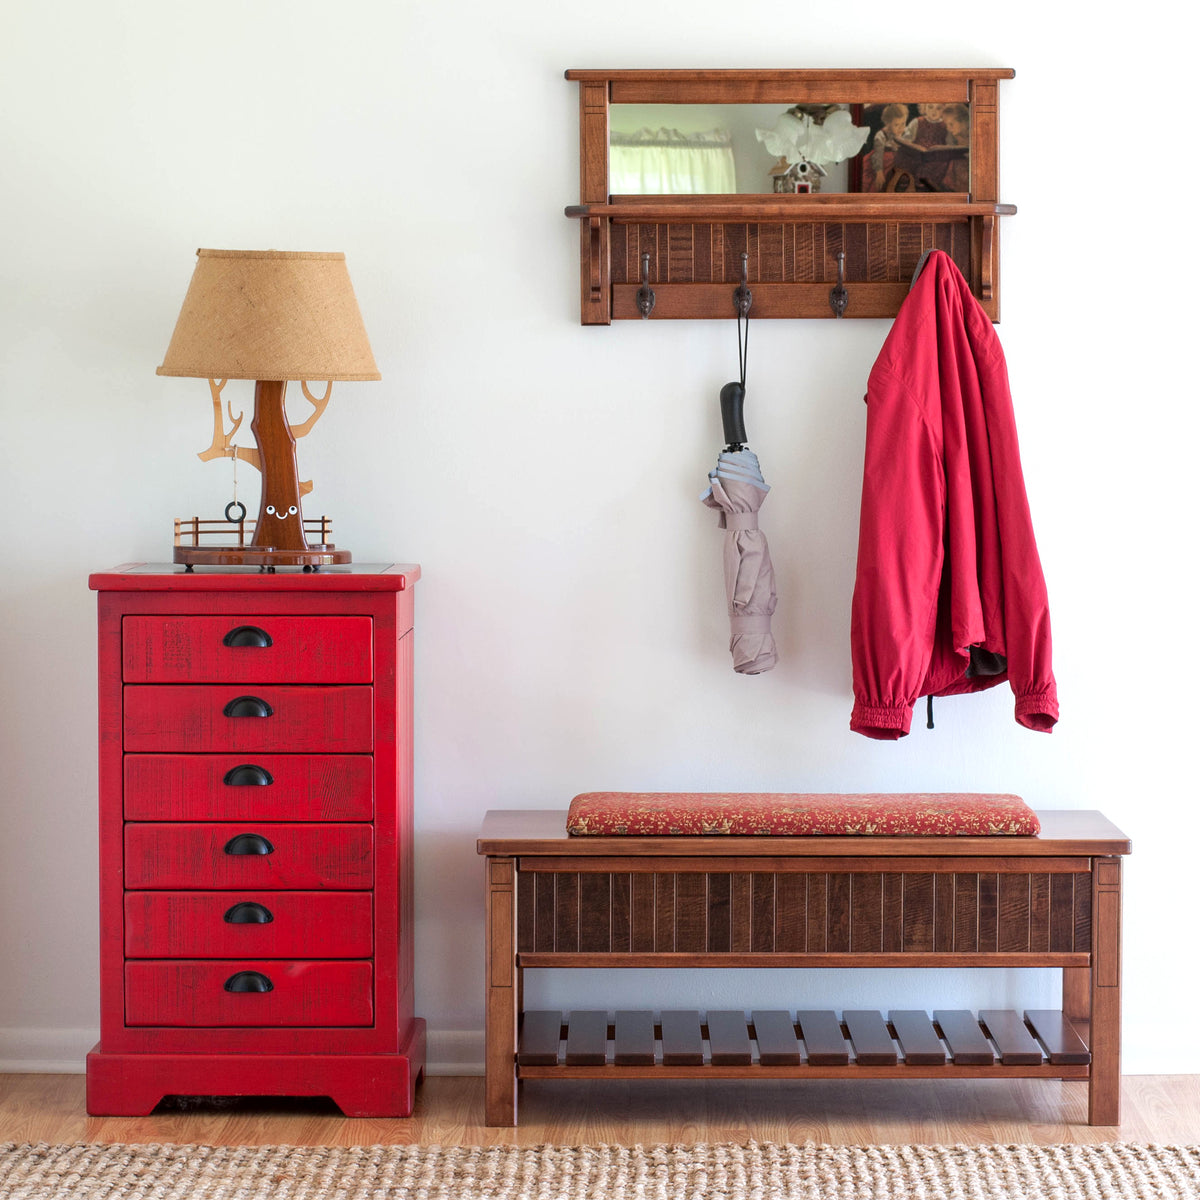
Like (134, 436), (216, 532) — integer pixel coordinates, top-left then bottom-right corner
(980, 214), (996, 302)
(588, 218), (603, 303)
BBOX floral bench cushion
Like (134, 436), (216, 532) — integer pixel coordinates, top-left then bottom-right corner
(566, 792), (1040, 837)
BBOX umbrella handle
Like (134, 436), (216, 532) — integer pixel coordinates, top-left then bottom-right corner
(720, 381), (747, 450)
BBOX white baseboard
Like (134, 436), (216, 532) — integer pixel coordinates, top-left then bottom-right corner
(0, 1028), (98, 1074)
(0, 1027), (485, 1077)
(425, 1030), (485, 1076)
(1, 1024), (1195, 1082)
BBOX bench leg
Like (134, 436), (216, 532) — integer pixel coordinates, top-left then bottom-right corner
(485, 856), (518, 1126)
(1088, 857), (1123, 1126)
(1062, 965), (1090, 1023)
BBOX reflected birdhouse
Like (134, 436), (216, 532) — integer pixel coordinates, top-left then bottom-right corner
(758, 105), (869, 196)
(768, 156), (828, 194)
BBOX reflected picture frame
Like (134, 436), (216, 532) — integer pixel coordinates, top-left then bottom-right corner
(850, 101), (971, 194)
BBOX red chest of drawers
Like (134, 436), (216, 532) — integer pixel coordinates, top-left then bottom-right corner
(85, 563), (425, 1117)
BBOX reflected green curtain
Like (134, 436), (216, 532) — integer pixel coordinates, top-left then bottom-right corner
(609, 128), (736, 195)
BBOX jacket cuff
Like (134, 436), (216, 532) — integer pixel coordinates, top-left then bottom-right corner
(1015, 688), (1059, 732)
(850, 701), (912, 740)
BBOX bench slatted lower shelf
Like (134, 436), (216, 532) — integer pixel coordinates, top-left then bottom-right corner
(517, 1008), (1091, 1078)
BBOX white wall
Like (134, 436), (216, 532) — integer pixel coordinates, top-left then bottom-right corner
(1, 0), (1196, 1078)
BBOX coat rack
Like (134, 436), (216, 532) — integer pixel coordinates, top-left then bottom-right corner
(565, 68), (1016, 324)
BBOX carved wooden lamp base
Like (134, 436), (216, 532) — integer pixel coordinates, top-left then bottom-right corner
(172, 380), (353, 570)
(173, 544), (351, 570)
(173, 509), (351, 571)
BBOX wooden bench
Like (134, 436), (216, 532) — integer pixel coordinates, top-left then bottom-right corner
(477, 808), (1130, 1127)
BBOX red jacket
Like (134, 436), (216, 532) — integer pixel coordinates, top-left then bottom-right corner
(850, 251), (1058, 739)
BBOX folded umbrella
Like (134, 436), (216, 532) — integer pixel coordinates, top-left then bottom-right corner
(701, 382), (778, 674)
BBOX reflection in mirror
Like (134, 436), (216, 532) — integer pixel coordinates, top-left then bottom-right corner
(858, 102), (971, 193)
(756, 105), (868, 193)
(608, 102), (971, 196)
(610, 125), (739, 194)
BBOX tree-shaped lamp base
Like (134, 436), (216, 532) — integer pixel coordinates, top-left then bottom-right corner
(173, 380), (352, 570)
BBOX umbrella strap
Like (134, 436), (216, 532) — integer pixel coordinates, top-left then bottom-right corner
(724, 513), (759, 531)
(737, 306), (749, 389)
(730, 614), (773, 634)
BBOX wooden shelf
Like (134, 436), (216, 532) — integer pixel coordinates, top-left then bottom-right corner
(516, 1008), (1091, 1079)
(566, 67), (1015, 105)
(566, 66), (1016, 82)
(566, 67), (1016, 322)
(567, 199), (1017, 222)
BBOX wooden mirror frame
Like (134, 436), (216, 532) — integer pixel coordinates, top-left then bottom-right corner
(565, 68), (1015, 323)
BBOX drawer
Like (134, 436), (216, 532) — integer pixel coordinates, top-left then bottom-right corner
(123, 685), (373, 753)
(123, 615), (373, 684)
(125, 960), (374, 1026)
(124, 823), (373, 889)
(124, 892), (373, 958)
(124, 754), (373, 821)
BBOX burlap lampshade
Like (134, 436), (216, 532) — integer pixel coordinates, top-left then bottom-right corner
(157, 249), (380, 381)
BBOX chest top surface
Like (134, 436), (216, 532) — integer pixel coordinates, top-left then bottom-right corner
(89, 562), (420, 592)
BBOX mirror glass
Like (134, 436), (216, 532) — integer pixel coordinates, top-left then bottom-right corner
(608, 102), (971, 196)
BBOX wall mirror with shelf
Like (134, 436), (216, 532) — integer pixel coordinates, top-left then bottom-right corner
(566, 68), (1013, 323)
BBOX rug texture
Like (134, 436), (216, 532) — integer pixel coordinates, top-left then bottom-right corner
(2, 1140), (1198, 1199)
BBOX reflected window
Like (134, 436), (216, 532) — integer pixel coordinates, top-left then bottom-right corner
(609, 127), (736, 195)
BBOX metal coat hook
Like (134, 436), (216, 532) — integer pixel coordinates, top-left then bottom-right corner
(829, 251), (849, 318)
(733, 251), (753, 317)
(636, 252), (656, 319)
(734, 251), (751, 398)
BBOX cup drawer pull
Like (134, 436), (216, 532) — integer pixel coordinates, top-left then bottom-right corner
(223, 695), (274, 719)
(223, 764), (274, 787)
(222, 625), (273, 648)
(223, 833), (275, 856)
(223, 970), (274, 994)
(223, 901), (275, 924)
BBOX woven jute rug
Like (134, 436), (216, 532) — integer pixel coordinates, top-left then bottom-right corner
(2, 1140), (1198, 1199)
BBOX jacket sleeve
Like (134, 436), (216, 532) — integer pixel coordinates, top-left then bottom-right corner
(976, 338), (1060, 731)
(850, 363), (945, 739)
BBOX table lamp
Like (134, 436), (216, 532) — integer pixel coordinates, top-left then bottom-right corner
(158, 248), (379, 570)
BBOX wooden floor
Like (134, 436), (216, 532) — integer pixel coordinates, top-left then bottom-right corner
(3, 1074), (1200, 1147)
